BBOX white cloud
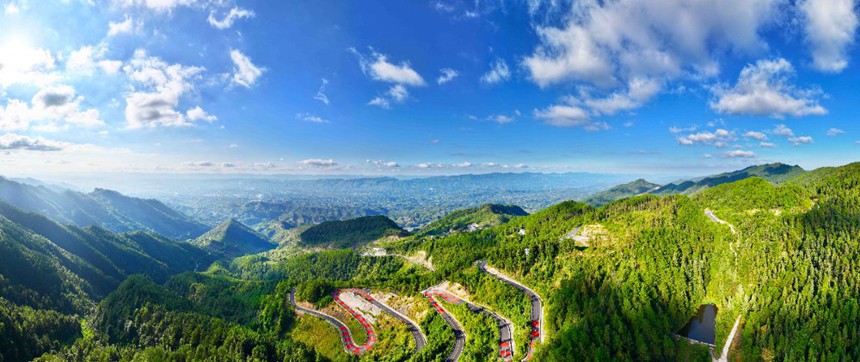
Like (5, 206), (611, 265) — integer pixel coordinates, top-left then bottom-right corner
(801, 0), (858, 72)
(314, 78), (330, 105)
(107, 16), (137, 36)
(677, 129), (734, 145)
(186, 106), (216, 122)
(582, 77), (662, 115)
(367, 159), (400, 168)
(827, 127), (845, 136)
(117, 0), (198, 12)
(437, 68), (459, 84)
(0, 100), (33, 131)
(123, 49), (206, 129)
(0, 43), (56, 88)
(0, 133), (70, 151)
(66, 45), (122, 76)
(481, 162), (500, 167)
(416, 162), (443, 168)
(0, 85), (103, 131)
(183, 161), (215, 167)
(367, 97), (390, 109)
(299, 158), (337, 167)
(533, 104), (590, 127)
(351, 48), (425, 86)
(351, 48), (425, 107)
(480, 59), (510, 84)
(453, 161), (473, 167)
(789, 136), (814, 145)
(230, 50), (264, 88)
(221, 162), (236, 168)
(704, 153), (713, 158)
(208, 7), (254, 29)
(488, 114), (515, 124)
(760, 142), (776, 147)
(723, 150), (757, 158)
(523, 0), (776, 90)
(5, 2), (20, 14)
(296, 113), (330, 123)
(387, 84), (408, 102)
(711, 58), (827, 118)
(744, 131), (768, 140)
(773, 124), (794, 137)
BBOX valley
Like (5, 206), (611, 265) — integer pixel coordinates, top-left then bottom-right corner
(1, 162), (859, 361)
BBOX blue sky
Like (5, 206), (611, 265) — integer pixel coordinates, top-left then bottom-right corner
(1, 0), (859, 176)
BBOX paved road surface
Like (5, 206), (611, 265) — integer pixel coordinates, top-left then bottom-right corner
(289, 290), (364, 354)
(478, 261), (544, 360)
(423, 290), (466, 362)
(425, 287), (515, 361)
(351, 289), (427, 353)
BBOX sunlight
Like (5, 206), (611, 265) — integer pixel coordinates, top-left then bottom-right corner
(0, 33), (55, 86)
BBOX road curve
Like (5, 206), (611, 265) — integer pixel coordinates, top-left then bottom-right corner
(423, 290), (466, 362)
(704, 209), (736, 234)
(347, 288), (427, 354)
(425, 287), (516, 361)
(478, 261), (544, 360)
(289, 290), (366, 355)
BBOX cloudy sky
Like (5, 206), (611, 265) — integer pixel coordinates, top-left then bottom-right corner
(1, 0), (859, 176)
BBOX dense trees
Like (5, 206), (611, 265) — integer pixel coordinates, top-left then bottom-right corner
(300, 216), (407, 248)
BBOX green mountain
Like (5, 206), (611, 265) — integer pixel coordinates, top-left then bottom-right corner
(652, 163), (805, 195)
(0, 177), (208, 239)
(581, 178), (661, 206)
(416, 203), (529, 237)
(12, 161), (860, 362)
(0, 201), (217, 361)
(299, 215), (406, 248)
(192, 218), (276, 258)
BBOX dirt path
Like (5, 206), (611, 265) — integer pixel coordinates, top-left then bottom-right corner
(713, 315), (741, 362)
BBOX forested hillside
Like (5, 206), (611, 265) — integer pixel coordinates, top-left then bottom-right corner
(4, 162), (860, 361)
(192, 218), (276, 258)
(652, 163), (805, 195)
(300, 215), (407, 248)
(415, 203), (528, 237)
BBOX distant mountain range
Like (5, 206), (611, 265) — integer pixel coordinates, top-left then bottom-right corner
(582, 179), (662, 206)
(0, 177), (209, 240)
(583, 163), (806, 206)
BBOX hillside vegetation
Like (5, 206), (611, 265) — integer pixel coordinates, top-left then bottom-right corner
(582, 178), (660, 206)
(415, 203), (528, 237)
(300, 215), (407, 248)
(6, 162), (860, 361)
(192, 218), (276, 258)
(653, 162), (805, 195)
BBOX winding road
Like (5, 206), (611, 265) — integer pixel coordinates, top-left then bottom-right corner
(423, 289), (466, 362)
(478, 261), (544, 360)
(347, 288), (427, 353)
(425, 286), (517, 361)
(705, 209), (736, 234)
(289, 290), (367, 355)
